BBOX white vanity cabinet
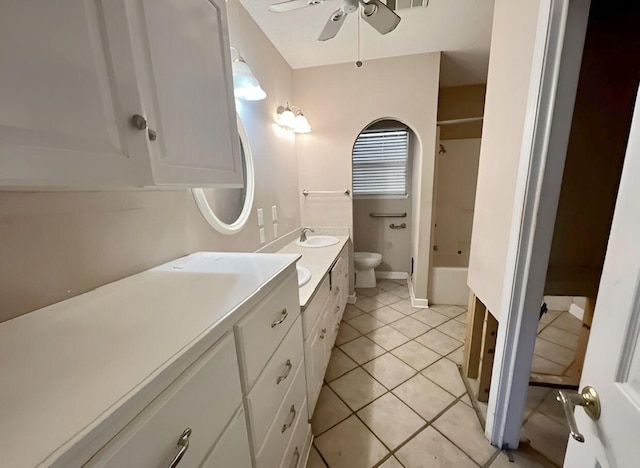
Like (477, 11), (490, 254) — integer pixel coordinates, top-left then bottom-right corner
(303, 244), (350, 415)
(0, 252), (312, 468)
(235, 273), (312, 468)
(0, 0), (241, 189)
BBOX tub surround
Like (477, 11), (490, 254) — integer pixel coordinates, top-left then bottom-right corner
(0, 252), (300, 467)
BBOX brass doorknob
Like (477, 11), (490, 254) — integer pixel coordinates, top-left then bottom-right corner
(557, 386), (601, 442)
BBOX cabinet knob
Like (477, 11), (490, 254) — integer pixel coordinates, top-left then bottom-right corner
(131, 114), (148, 130)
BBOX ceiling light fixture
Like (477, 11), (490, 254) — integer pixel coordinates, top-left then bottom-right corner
(276, 103), (312, 133)
(230, 47), (266, 101)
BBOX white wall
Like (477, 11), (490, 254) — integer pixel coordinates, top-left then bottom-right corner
(467, 0), (542, 318)
(432, 138), (481, 267)
(0, 0), (300, 322)
(353, 198), (411, 273)
(293, 53), (441, 299)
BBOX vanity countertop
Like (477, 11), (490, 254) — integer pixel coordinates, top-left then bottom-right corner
(275, 235), (350, 309)
(0, 252), (298, 468)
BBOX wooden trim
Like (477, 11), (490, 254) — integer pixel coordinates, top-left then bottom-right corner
(478, 310), (499, 403)
(464, 291), (486, 379)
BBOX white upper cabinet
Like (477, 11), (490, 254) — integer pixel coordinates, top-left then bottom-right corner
(0, 0), (241, 189)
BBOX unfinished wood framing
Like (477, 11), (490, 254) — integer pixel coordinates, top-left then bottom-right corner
(464, 291), (487, 379)
(477, 310), (499, 403)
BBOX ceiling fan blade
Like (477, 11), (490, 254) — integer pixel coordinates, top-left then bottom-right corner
(318, 9), (347, 41)
(269, 0), (322, 13)
(360, 0), (401, 35)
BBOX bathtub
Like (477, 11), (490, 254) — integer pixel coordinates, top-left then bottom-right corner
(429, 253), (469, 306)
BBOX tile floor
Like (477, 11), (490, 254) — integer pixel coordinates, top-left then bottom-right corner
(307, 279), (581, 468)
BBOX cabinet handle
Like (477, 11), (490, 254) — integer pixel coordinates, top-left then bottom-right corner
(335, 305), (340, 314)
(320, 327), (327, 339)
(281, 405), (296, 433)
(168, 428), (191, 468)
(271, 309), (288, 328)
(290, 447), (300, 468)
(335, 287), (340, 296)
(277, 359), (293, 385)
(335, 322), (340, 331)
(148, 128), (158, 141)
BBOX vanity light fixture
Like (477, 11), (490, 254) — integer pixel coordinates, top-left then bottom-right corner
(276, 103), (312, 133)
(230, 47), (266, 101)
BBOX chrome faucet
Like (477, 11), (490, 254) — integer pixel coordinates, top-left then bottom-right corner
(300, 227), (315, 242)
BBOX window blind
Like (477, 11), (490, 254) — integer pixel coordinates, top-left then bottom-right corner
(352, 128), (409, 196)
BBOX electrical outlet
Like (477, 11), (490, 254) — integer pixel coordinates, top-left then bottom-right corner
(259, 227), (265, 244)
(271, 205), (277, 222)
(273, 222), (279, 238)
(257, 208), (264, 227)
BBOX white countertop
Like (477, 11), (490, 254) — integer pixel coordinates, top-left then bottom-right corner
(0, 252), (298, 468)
(276, 236), (350, 308)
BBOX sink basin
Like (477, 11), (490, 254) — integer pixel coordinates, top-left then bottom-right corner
(296, 235), (340, 248)
(297, 266), (312, 287)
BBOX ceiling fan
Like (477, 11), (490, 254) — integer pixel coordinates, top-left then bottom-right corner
(268, 0), (401, 42)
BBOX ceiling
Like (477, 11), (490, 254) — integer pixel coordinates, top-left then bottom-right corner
(238, 0), (495, 86)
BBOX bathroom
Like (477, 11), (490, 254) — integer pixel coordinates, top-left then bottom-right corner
(2, 0), (633, 466)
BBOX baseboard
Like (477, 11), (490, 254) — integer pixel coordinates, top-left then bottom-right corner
(407, 277), (429, 308)
(569, 302), (584, 321)
(347, 294), (357, 304)
(543, 295), (572, 312)
(375, 271), (409, 280)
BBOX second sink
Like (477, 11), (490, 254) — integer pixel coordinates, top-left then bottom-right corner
(295, 235), (340, 248)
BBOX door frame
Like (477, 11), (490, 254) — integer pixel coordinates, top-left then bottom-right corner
(484, 0), (592, 448)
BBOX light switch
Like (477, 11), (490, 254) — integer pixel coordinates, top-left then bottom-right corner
(259, 227), (266, 244)
(273, 222), (279, 238)
(271, 205), (277, 222)
(257, 208), (264, 227)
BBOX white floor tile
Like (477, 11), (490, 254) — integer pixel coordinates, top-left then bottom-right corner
(357, 392), (425, 449)
(393, 374), (455, 421)
(395, 426), (477, 468)
(315, 416), (389, 468)
(329, 368), (387, 411)
(362, 353), (416, 389)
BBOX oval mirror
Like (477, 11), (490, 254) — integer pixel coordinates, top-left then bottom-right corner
(191, 116), (255, 235)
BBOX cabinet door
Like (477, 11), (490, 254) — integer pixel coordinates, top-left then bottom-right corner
(128, 0), (242, 187)
(201, 408), (252, 468)
(304, 314), (327, 413)
(0, 1), (152, 188)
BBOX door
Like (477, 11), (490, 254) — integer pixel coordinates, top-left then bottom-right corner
(0, 0), (152, 188)
(563, 88), (640, 467)
(127, 0), (242, 187)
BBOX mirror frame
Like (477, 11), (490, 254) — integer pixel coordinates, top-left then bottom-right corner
(191, 115), (255, 235)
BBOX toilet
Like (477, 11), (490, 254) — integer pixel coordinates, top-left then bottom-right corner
(354, 252), (383, 288)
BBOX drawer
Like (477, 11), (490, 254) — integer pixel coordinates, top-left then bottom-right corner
(201, 407), (252, 468)
(85, 334), (241, 467)
(235, 272), (300, 390)
(246, 316), (304, 449)
(255, 362), (307, 468)
(279, 402), (311, 468)
(302, 275), (330, 339)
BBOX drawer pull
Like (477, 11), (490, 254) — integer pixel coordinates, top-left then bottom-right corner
(168, 428), (191, 468)
(320, 328), (327, 339)
(290, 447), (300, 468)
(335, 305), (340, 314)
(271, 309), (289, 328)
(277, 359), (293, 385)
(281, 405), (296, 433)
(335, 287), (340, 296)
